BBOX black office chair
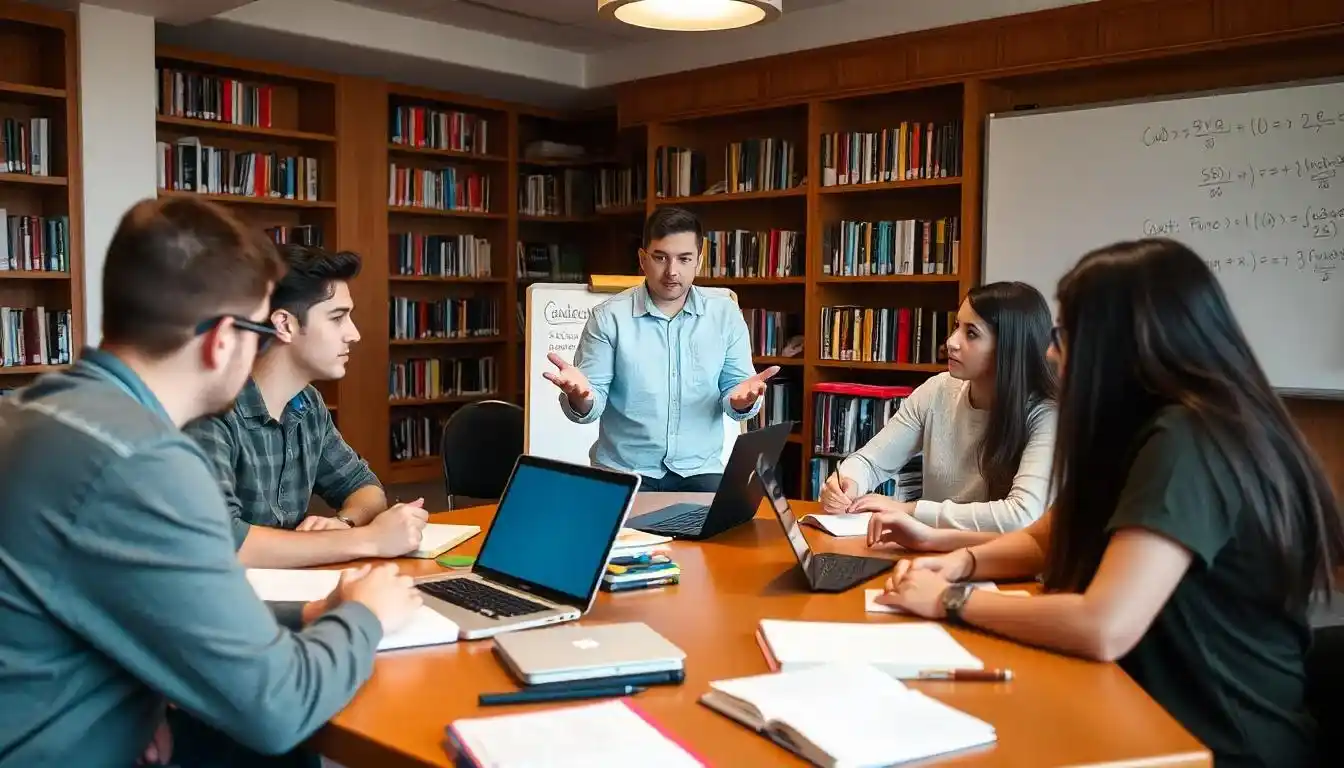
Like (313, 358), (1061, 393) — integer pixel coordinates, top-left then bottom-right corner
(439, 400), (524, 511)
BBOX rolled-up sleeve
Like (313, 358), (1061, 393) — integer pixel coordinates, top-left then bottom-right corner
(560, 311), (615, 425)
(718, 306), (762, 422)
(184, 417), (251, 549)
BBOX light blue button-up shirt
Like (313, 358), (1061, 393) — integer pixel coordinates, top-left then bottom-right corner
(560, 283), (762, 478)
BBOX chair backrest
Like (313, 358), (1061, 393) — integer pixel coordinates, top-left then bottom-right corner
(440, 400), (524, 502)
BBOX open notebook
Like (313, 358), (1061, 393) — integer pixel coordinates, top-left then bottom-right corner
(701, 663), (996, 767)
(756, 619), (983, 678)
(448, 699), (705, 767)
(245, 568), (459, 650)
(797, 512), (870, 538)
(407, 523), (481, 559)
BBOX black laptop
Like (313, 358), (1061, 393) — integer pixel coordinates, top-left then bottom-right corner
(756, 454), (893, 592)
(626, 421), (792, 540)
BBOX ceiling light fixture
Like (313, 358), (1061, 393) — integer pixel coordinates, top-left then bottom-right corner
(598, 0), (782, 32)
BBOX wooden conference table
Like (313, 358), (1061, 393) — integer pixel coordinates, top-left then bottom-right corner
(311, 493), (1211, 767)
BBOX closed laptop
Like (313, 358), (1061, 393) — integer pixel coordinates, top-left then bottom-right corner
(493, 621), (686, 685)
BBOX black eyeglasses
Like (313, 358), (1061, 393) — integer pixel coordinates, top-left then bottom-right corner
(195, 315), (279, 353)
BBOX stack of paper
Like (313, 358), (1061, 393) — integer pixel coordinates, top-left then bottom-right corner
(608, 527), (673, 559)
(245, 569), (459, 651)
(407, 523), (481, 559)
(701, 664), (996, 766)
(448, 699), (704, 767)
(755, 618), (983, 678)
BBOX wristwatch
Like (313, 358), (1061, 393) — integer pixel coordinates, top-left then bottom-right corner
(941, 582), (977, 625)
(335, 513), (357, 527)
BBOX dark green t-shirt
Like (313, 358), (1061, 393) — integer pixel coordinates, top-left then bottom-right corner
(1107, 406), (1316, 767)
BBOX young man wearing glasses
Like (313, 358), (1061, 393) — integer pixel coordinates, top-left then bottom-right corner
(543, 206), (779, 492)
(0, 197), (422, 767)
(187, 244), (429, 569)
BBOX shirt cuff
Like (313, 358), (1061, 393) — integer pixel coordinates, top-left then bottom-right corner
(559, 391), (601, 424)
(230, 517), (252, 550)
(912, 499), (941, 527)
(268, 601), (307, 631)
(722, 393), (763, 422)
(321, 601), (385, 650)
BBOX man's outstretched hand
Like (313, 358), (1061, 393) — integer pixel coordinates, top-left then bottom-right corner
(728, 365), (780, 412)
(542, 351), (594, 413)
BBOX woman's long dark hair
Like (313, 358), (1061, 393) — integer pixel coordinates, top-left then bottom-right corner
(965, 281), (1059, 499)
(1043, 238), (1344, 605)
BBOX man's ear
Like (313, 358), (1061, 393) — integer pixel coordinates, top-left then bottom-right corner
(270, 309), (298, 343)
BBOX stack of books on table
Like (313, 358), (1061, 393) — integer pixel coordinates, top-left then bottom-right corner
(603, 527), (678, 592)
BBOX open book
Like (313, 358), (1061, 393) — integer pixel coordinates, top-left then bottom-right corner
(245, 568), (459, 651)
(407, 523), (481, 559)
(448, 699), (705, 767)
(797, 512), (871, 538)
(701, 664), (996, 767)
(756, 619), (983, 678)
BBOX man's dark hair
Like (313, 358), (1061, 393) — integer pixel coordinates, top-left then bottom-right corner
(102, 197), (285, 357)
(269, 244), (362, 325)
(643, 206), (702, 249)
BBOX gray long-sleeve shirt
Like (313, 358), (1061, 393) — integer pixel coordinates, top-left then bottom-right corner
(0, 349), (382, 767)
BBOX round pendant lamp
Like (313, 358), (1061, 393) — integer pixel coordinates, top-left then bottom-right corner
(598, 0), (782, 32)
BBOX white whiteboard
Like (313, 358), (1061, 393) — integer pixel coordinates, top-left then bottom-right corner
(984, 78), (1344, 396)
(524, 283), (742, 468)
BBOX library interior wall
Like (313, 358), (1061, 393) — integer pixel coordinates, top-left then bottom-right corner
(77, 3), (157, 344)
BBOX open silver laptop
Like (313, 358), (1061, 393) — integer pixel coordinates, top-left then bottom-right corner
(414, 455), (640, 640)
(493, 622), (686, 685)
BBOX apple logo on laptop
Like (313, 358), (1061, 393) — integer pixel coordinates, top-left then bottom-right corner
(572, 638), (600, 650)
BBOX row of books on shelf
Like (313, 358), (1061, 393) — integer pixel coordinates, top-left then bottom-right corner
(1, 212), (70, 272)
(266, 224), (321, 246)
(390, 105), (489, 154)
(725, 138), (799, 193)
(1, 117), (53, 176)
(701, 229), (802, 279)
(1, 306), (72, 368)
(389, 297), (501, 341)
(820, 121), (963, 186)
(823, 216), (960, 276)
(391, 414), (443, 463)
(653, 146), (706, 199)
(156, 140), (321, 201)
(517, 242), (584, 282)
(393, 233), (492, 278)
(519, 170), (593, 218)
(809, 381), (924, 501)
(389, 164), (490, 212)
(595, 166), (645, 211)
(820, 305), (953, 365)
(808, 455), (921, 501)
(745, 309), (801, 358)
(156, 67), (274, 128)
(747, 379), (802, 433)
(389, 356), (498, 402)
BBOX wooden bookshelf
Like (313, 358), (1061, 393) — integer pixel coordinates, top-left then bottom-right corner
(153, 45), (343, 412)
(0, 2), (82, 388)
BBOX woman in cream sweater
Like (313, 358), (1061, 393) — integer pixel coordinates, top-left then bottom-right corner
(819, 281), (1058, 552)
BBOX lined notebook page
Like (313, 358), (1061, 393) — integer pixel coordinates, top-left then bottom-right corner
(706, 664), (996, 767)
(759, 619), (982, 677)
(799, 512), (871, 537)
(449, 699), (704, 767)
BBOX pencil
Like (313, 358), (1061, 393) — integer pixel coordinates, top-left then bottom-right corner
(917, 668), (1013, 682)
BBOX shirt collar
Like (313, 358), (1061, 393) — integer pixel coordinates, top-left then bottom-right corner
(235, 377), (310, 426)
(74, 346), (172, 422)
(632, 282), (704, 319)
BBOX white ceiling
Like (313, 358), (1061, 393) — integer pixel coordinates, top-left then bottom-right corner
(34, 0), (1099, 106)
(338, 0), (850, 53)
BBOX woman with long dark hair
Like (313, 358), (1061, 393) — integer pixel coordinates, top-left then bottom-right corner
(877, 238), (1344, 767)
(819, 281), (1058, 553)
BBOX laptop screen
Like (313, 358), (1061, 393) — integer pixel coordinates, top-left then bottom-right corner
(758, 460), (813, 571)
(474, 457), (638, 606)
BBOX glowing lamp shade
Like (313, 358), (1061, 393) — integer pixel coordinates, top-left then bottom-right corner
(598, 0), (782, 32)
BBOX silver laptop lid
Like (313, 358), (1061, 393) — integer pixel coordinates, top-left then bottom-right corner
(472, 455), (641, 611)
(494, 622), (686, 676)
(755, 456), (814, 572)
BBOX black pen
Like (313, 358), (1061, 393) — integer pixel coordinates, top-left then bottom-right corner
(478, 684), (645, 706)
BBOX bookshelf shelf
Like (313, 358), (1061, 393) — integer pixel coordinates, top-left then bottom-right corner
(390, 394), (495, 407)
(0, 80), (65, 100)
(156, 190), (336, 208)
(517, 214), (598, 224)
(814, 274), (960, 284)
(387, 205), (505, 220)
(0, 4), (82, 383)
(818, 177), (962, 194)
(814, 360), (947, 373)
(597, 204), (645, 216)
(657, 186), (807, 205)
(755, 356), (803, 367)
(519, 156), (620, 168)
(389, 336), (509, 347)
(155, 115), (336, 143)
(0, 173), (67, 187)
(389, 275), (507, 284)
(387, 143), (507, 163)
(698, 276), (805, 286)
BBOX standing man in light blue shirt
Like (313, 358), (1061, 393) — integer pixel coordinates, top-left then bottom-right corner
(544, 206), (779, 492)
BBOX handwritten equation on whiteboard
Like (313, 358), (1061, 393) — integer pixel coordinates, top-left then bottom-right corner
(1142, 110), (1344, 149)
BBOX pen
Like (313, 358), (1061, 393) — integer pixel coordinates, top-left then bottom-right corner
(478, 684), (646, 706)
(918, 668), (1013, 682)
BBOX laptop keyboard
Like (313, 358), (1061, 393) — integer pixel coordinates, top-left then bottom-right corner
(417, 579), (550, 619)
(642, 506), (709, 535)
(816, 555), (883, 583)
